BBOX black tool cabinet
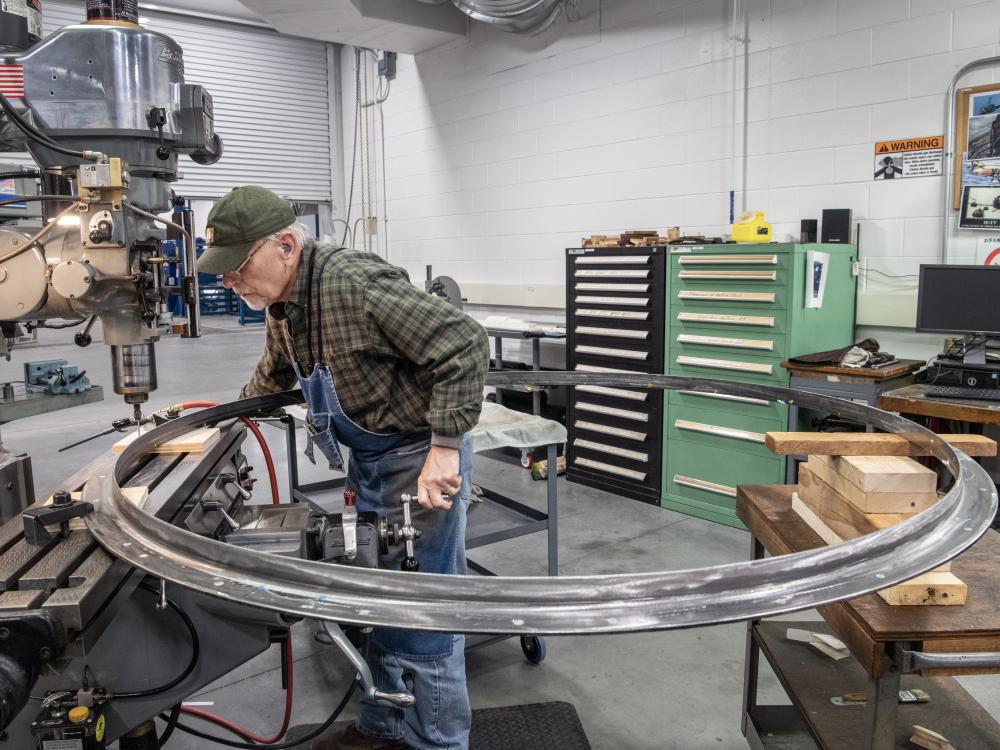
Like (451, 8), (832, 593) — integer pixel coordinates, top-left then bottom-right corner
(565, 246), (666, 503)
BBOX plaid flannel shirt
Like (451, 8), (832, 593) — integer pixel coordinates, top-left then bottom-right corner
(240, 240), (489, 438)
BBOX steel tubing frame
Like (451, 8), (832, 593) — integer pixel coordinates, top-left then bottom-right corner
(84, 373), (997, 635)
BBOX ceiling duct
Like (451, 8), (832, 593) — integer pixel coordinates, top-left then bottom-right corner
(419, 0), (567, 35)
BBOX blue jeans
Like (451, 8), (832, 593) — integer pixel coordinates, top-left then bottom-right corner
(347, 434), (473, 750)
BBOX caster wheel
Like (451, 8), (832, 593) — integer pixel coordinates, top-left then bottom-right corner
(520, 635), (546, 664)
(520, 450), (534, 469)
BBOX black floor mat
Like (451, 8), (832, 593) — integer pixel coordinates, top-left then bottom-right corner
(286, 701), (591, 749)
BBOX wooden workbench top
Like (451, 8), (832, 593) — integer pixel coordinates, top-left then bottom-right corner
(781, 359), (924, 381)
(879, 383), (1000, 425)
(737, 483), (1000, 677)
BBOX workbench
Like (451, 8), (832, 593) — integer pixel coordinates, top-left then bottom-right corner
(781, 360), (923, 483)
(879, 383), (1000, 426)
(738, 483), (1000, 750)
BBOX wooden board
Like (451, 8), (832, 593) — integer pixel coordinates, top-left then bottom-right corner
(765, 432), (997, 457)
(798, 466), (950, 572)
(878, 384), (1000, 426)
(807, 457), (938, 514)
(780, 358), (924, 380)
(791, 493), (965, 606)
(828, 454), (937, 494)
(878, 573), (967, 606)
(112, 426), (220, 455)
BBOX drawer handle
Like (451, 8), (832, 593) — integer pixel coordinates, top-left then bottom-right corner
(575, 269), (650, 278)
(675, 419), (765, 444)
(676, 356), (774, 375)
(576, 295), (650, 307)
(576, 420), (647, 442)
(678, 291), (776, 303)
(673, 474), (737, 498)
(578, 326), (649, 339)
(576, 457), (647, 481)
(574, 255), (650, 265)
(676, 334), (774, 351)
(577, 308), (650, 320)
(574, 438), (648, 462)
(677, 312), (775, 327)
(678, 271), (777, 281)
(575, 401), (649, 422)
(576, 282), (651, 292)
(577, 345), (649, 360)
(677, 390), (772, 406)
(576, 364), (642, 374)
(677, 254), (778, 265)
(578, 384), (649, 401)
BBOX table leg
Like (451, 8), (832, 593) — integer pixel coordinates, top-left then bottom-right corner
(741, 535), (765, 736)
(283, 414), (299, 503)
(785, 402), (800, 484)
(494, 336), (503, 406)
(546, 442), (558, 576)
(532, 337), (541, 416)
(862, 643), (904, 749)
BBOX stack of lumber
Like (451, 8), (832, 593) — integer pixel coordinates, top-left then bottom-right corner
(581, 234), (622, 248)
(766, 432), (1000, 606)
(580, 228), (682, 247)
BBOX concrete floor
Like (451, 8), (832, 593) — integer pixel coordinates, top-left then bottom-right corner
(4, 319), (1000, 749)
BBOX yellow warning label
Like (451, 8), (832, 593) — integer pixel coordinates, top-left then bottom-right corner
(96, 714), (106, 742)
(875, 135), (944, 154)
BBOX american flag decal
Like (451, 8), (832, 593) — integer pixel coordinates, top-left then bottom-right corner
(0, 65), (25, 98)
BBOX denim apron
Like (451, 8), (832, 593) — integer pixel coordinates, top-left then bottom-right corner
(293, 249), (470, 660)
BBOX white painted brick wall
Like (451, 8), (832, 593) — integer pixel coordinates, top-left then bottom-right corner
(340, 0), (1000, 356)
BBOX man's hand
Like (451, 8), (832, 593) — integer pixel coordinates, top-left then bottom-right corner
(417, 445), (462, 510)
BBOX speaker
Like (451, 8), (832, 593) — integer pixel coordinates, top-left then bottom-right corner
(800, 219), (817, 243)
(821, 209), (852, 243)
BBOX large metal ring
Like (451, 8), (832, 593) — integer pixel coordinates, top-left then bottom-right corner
(84, 373), (997, 634)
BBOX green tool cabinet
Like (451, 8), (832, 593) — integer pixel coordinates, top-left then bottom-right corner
(660, 243), (857, 528)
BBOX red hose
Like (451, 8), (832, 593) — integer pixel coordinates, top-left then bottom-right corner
(180, 635), (294, 744)
(173, 400), (292, 742)
(177, 401), (281, 505)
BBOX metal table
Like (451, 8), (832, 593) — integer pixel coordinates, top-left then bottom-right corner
(488, 325), (565, 417)
(782, 360), (923, 483)
(739, 482), (1000, 750)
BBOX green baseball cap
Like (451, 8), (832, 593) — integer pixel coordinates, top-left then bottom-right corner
(196, 185), (297, 274)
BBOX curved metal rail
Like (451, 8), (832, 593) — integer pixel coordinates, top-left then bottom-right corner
(84, 373), (997, 635)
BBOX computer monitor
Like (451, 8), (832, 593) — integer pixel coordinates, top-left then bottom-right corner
(916, 264), (1000, 364)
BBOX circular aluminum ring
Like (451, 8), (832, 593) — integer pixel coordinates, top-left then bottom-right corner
(84, 373), (997, 635)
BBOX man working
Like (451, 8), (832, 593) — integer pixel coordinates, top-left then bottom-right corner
(197, 186), (490, 750)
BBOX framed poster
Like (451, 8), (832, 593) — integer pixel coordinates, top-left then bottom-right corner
(953, 83), (1000, 209)
(959, 186), (1000, 229)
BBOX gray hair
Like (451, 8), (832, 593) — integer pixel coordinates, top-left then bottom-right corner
(265, 222), (311, 250)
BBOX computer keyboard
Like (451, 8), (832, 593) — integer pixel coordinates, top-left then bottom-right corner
(926, 385), (1000, 401)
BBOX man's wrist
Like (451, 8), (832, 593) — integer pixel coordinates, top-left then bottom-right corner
(430, 433), (462, 449)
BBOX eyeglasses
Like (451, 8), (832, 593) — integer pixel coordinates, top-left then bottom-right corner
(222, 238), (269, 284)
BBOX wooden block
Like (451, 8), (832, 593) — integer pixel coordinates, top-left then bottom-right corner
(791, 493), (843, 546)
(828, 454), (937, 494)
(878, 572), (967, 606)
(910, 724), (956, 750)
(765, 431), (997, 457)
(798, 468), (951, 572)
(807, 457), (938, 513)
(112, 426), (220, 455)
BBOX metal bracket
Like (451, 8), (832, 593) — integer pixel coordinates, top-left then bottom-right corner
(900, 648), (1000, 674)
(22, 493), (93, 546)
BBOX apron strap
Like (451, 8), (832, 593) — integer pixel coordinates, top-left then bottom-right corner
(309, 247), (341, 367)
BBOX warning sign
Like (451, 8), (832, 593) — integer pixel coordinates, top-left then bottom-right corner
(873, 135), (944, 180)
(977, 236), (1000, 265)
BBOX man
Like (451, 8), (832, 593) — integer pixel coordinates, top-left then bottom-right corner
(196, 186), (490, 750)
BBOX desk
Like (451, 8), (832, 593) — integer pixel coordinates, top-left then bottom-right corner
(738, 483), (1000, 749)
(879, 383), (1000, 426)
(782, 360), (924, 483)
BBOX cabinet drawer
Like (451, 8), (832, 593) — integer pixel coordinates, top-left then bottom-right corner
(663, 441), (784, 516)
(675, 269), (779, 282)
(572, 253), (652, 266)
(668, 388), (787, 421)
(673, 252), (788, 269)
(673, 286), (788, 310)
(672, 309), (788, 335)
(667, 404), (783, 459)
(670, 328), (786, 357)
(669, 353), (789, 385)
